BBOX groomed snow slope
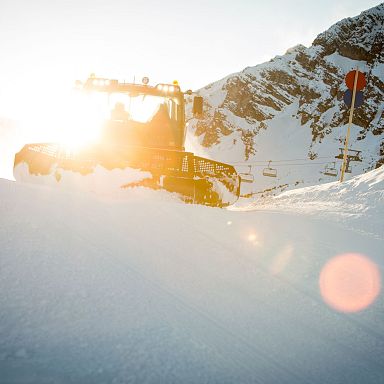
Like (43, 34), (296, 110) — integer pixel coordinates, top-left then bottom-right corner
(0, 173), (383, 383)
(234, 165), (384, 239)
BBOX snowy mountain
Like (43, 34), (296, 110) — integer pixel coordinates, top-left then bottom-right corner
(0, 166), (383, 383)
(187, 4), (384, 193)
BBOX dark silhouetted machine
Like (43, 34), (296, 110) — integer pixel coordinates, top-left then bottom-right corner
(14, 76), (241, 207)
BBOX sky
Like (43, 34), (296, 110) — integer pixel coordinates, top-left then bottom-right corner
(0, 0), (381, 115)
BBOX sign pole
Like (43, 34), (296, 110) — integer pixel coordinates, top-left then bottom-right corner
(340, 68), (359, 183)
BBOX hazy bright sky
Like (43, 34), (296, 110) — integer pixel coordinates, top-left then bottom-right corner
(0, 0), (380, 118)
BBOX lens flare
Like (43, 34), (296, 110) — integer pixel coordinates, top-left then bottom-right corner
(246, 231), (262, 246)
(270, 243), (294, 275)
(248, 234), (257, 241)
(319, 253), (381, 313)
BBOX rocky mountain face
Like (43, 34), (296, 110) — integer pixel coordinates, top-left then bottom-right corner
(188, 4), (384, 170)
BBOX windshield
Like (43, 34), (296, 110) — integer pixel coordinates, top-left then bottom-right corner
(64, 89), (184, 149)
(108, 93), (180, 123)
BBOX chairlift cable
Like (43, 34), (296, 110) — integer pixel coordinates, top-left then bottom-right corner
(271, 162), (334, 167)
(231, 156), (335, 165)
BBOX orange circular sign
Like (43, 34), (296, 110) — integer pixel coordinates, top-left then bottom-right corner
(345, 70), (366, 91)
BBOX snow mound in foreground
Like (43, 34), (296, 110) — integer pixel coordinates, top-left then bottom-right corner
(14, 163), (153, 192)
(235, 166), (384, 238)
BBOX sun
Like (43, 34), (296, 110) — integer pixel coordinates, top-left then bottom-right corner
(1, 64), (112, 151)
(19, 86), (109, 150)
(57, 91), (108, 150)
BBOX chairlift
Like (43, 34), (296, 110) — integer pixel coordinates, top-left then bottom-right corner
(335, 148), (362, 162)
(239, 165), (254, 183)
(324, 162), (338, 177)
(262, 160), (277, 178)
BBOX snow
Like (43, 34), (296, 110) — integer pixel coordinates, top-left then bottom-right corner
(314, 3), (384, 48)
(324, 52), (370, 74)
(13, 163), (153, 193)
(0, 166), (383, 383)
(371, 63), (384, 80)
(234, 165), (384, 239)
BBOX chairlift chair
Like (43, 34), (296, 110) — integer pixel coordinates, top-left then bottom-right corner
(324, 162), (338, 177)
(262, 160), (277, 178)
(239, 165), (254, 183)
(239, 173), (254, 183)
(335, 148), (362, 162)
(347, 149), (362, 162)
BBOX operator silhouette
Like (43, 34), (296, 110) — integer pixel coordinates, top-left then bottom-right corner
(149, 103), (173, 147)
(151, 103), (171, 126)
(111, 102), (130, 122)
